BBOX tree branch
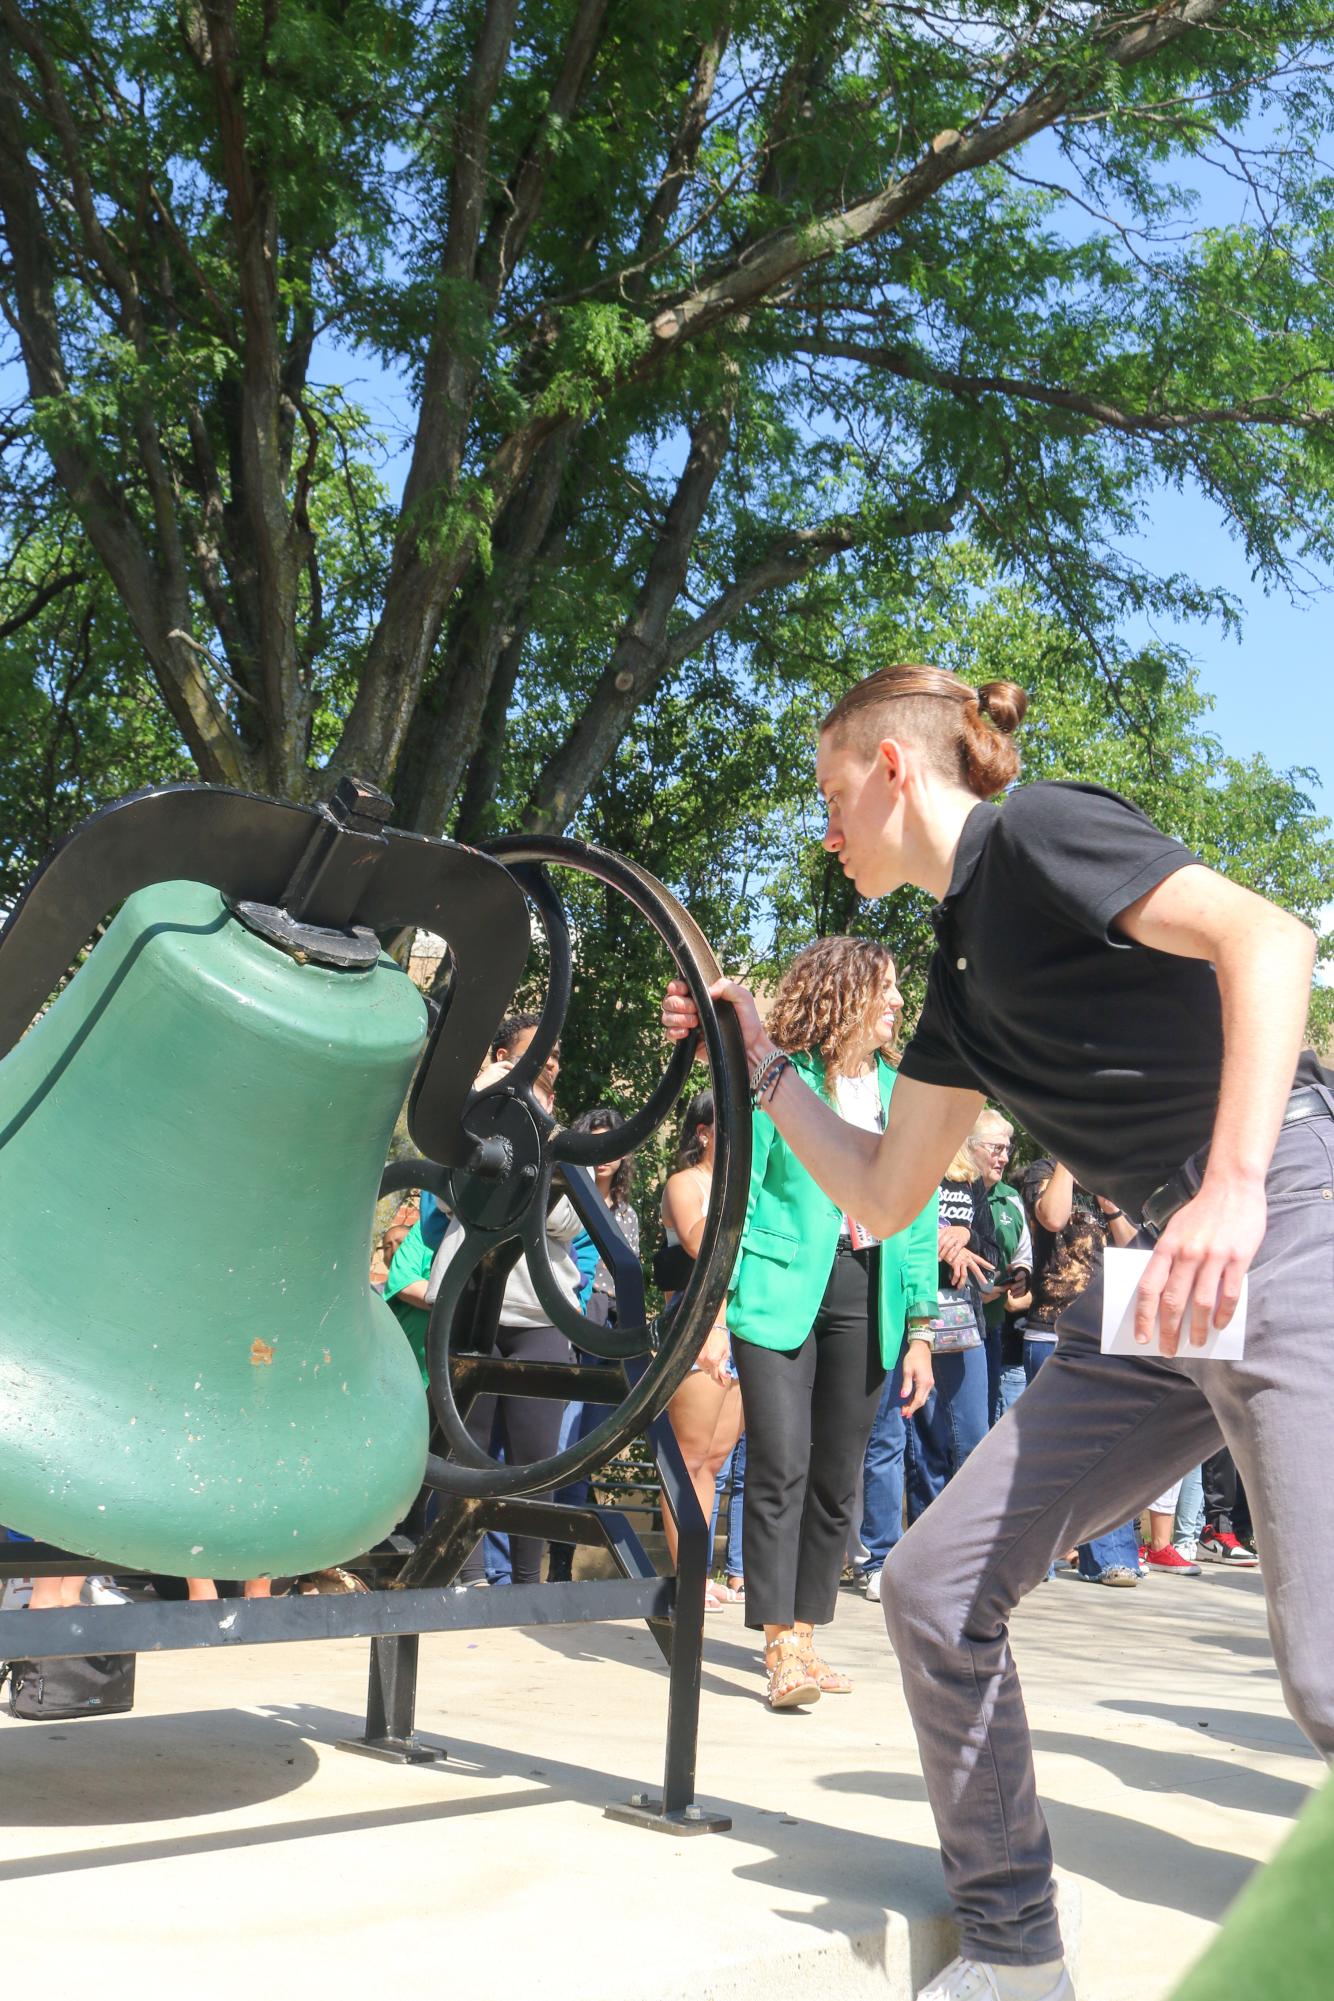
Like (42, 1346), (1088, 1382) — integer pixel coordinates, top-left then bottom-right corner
(796, 338), (1334, 435)
(451, 617), (532, 846)
(640, 0), (1228, 363)
(0, 565), (85, 641)
(392, 425), (578, 835)
(660, 519), (859, 666)
(334, 0), (523, 782)
(0, 3), (139, 318)
(520, 479), (964, 834)
(752, 0), (859, 205)
(201, 0), (309, 788)
(634, 13), (731, 273)
(520, 386), (740, 831)
(479, 0), (612, 301)
(443, 0), (523, 289)
(0, 24), (250, 785)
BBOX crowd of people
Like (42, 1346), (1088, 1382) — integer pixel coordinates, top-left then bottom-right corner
(367, 949), (1257, 1718)
(6, 649), (1323, 2001)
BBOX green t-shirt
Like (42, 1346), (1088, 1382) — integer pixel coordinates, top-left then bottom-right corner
(985, 1180), (1028, 1333)
(384, 1221), (433, 1384)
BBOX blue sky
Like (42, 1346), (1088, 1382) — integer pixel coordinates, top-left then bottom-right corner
(1121, 483), (1327, 799)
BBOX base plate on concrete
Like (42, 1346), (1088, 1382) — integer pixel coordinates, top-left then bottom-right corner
(604, 1794), (731, 1835)
(335, 1734), (449, 1766)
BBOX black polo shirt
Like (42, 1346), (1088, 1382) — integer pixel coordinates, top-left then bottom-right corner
(898, 780), (1317, 1215)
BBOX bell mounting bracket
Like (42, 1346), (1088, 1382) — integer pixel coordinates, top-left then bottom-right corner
(0, 776), (532, 1170)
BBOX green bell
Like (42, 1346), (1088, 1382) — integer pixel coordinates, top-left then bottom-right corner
(0, 877), (430, 1578)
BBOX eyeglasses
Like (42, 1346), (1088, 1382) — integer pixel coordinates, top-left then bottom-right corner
(977, 1142), (1011, 1158)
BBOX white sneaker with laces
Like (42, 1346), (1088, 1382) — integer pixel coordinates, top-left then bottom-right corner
(917, 1955), (1075, 2001)
(864, 1567), (882, 1602)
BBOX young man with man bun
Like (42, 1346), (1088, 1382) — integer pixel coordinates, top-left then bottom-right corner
(664, 662), (1327, 2001)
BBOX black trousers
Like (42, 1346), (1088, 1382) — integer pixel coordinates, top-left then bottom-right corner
(731, 1246), (885, 1631)
(1202, 1443), (1253, 1541)
(458, 1321), (573, 1585)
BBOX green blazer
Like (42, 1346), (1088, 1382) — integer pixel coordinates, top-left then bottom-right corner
(728, 1050), (939, 1366)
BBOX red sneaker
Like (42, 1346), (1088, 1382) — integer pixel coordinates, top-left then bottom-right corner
(1142, 1544), (1202, 1577)
(1199, 1527), (1259, 1567)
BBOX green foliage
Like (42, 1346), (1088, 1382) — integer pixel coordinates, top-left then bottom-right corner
(2, 0), (1334, 1103)
(536, 545), (1334, 1129)
(0, 543), (193, 909)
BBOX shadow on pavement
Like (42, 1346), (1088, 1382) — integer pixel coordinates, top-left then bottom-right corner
(818, 1765), (1259, 1925)
(0, 1698), (954, 1965)
(1188, 1630), (1276, 1661)
(1100, 1698), (1317, 1757)
(1030, 1727), (1313, 1819)
(0, 1706), (319, 1828)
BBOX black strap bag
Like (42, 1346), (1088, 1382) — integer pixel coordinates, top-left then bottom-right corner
(651, 1236), (695, 1294)
(1, 1651), (136, 1719)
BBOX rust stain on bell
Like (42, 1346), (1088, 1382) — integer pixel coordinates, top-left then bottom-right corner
(250, 1337), (276, 1366)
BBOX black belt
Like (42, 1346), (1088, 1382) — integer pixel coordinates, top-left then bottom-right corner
(1141, 1084), (1332, 1238)
(834, 1237), (876, 1258)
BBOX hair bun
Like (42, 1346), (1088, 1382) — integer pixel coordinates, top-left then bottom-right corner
(977, 680), (1027, 735)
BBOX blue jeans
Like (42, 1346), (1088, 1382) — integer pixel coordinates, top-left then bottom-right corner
(709, 1433), (746, 1577)
(1174, 1463), (1205, 1546)
(859, 1361), (906, 1572)
(553, 1357), (617, 1510)
(984, 1323), (1004, 1428)
(906, 1343), (989, 1521)
(1025, 1338), (1139, 1578)
(994, 1360), (1027, 1420)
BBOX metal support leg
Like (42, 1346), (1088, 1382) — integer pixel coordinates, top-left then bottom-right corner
(337, 1632), (448, 1766)
(603, 1395), (730, 1836)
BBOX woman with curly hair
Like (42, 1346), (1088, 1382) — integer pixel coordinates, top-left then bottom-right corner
(729, 937), (939, 1707)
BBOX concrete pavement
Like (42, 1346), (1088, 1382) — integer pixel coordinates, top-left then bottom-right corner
(0, 1562), (1316, 2001)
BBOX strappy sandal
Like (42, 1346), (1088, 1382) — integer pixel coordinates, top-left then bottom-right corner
(764, 1633), (820, 1710)
(796, 1639), (853, 1694)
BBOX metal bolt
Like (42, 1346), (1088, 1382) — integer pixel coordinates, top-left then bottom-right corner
(520, 1164), (538, 1181)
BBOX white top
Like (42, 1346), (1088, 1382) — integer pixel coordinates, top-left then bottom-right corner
(425, 1196), (583, 1329)
(833, 1068), (884, 1134)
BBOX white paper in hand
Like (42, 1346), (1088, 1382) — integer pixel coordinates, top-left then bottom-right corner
(1100, 1246), (1247, 1360)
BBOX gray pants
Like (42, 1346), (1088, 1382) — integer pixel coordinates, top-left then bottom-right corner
(881, 1109), (1334, 1966)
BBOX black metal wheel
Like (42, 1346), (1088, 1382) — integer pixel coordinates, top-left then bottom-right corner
(396, 837), (750, 1502)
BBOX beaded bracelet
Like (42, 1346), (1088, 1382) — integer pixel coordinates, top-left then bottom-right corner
(748, 1045), (785, 1097)
(753, 1051), (792, 1107)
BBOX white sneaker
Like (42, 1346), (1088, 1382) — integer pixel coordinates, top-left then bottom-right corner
(1174, 1537), (1198, 1563)
(917, 1956), (1075, 2001)
(83, 1576), (130, 1606)
(863, 1567), (882, 1602)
